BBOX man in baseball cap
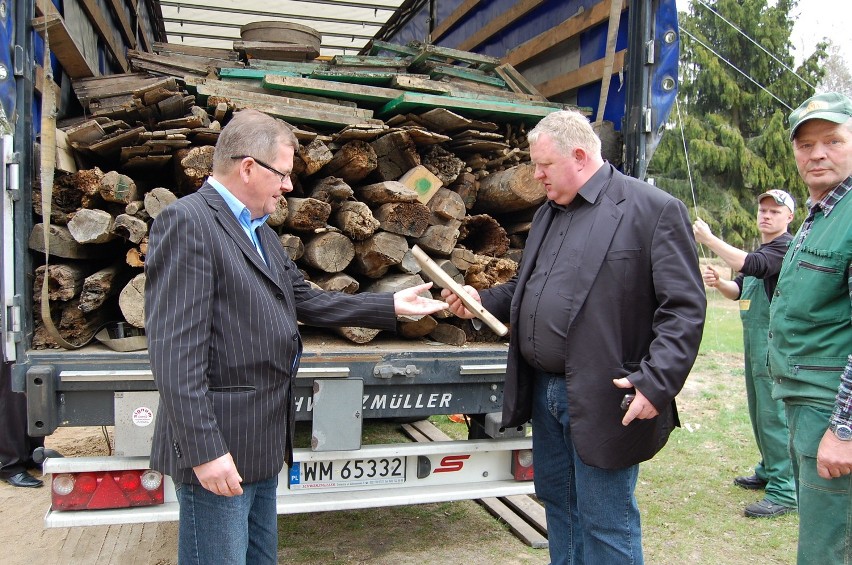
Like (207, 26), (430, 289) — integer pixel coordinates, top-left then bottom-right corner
(757, 189), (795, 215)
(788, 91), (852, 140)
(769, 91), (852, 563)
(693, 187), (796, 518)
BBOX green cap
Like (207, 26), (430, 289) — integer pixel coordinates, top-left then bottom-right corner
(789, 92), (852, 140)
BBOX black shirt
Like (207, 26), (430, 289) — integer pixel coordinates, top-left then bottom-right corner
(733, 232), (793, 302)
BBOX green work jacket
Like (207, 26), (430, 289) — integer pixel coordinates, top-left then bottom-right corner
(768, 192), (852, 409)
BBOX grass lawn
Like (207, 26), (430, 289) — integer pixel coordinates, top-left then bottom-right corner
(278, 289), (798, 564)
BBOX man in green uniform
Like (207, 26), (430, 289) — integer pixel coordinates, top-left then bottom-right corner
(694, 188), (797, 518)
(769, 91), (852, 564)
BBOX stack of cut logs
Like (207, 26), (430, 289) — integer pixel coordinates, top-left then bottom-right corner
(32, 38), (575, 349)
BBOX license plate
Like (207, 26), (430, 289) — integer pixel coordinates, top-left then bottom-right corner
(289, 456), (407, 490)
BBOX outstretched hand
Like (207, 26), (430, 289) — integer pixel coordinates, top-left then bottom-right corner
(393, 282), (449, 316)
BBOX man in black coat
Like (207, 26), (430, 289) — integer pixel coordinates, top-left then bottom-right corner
(0, 364), (44, 487)
(443, 109), (705, 564)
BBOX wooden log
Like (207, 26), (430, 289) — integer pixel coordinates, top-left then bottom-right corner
(119, 273), (146, 328)
(79, 263), (132, 313)
(284, 197), (331, 231)
(428, 323), (467, 346)
(415, 224), (460, 256)
(265, 195), (290, 227)
(112, 213), (148, 244)
(448, 171), (479, 210)
(312, 273), (359, 294)
(299, 139), (334, 176)
(279, 233), (305, 261)
(99, 170), (138, 203)
(450, 247), (478, 271)
(174, 145), (214, 194)
(67, 209), (116, 244)
(29, 224), (99, 259)
(57, 297), (113, 345)
(370, 131), (420, 181)
(125, 200), (149, 220)
(398, 165), (443, 204)
(333, 201), (379, 241)
(421, 144), (466, 186)
(465, 256), (519, 290)
(398, 315), (438, 338)
(319, 140), (377, 184)
(352, 231), (408, 278)
(302, 232), (354, 273)
(355, 181), (419, 206)
(362, 273), (426, 294)
(126, 236), (148, 268)
(459, 214), (510, 257)
(333, 326), (381, 344)
(374, 202), (431, 238)
(143, 187), (178, 218)
(472, 162), (544, 213)
(33, 264), (88, 302)
(428, 188), (467, 222)
(308, 177), (354, 207)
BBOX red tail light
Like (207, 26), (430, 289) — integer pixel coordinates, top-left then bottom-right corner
(51, 469), (164, 511)
(512, 449), (534, 481)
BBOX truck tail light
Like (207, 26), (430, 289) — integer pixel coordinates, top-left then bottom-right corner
(512, 449), (534, 481)
(51, 470), (164, 511)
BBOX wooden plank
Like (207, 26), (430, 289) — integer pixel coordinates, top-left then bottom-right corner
(427, 64), (507, 88)
(231, 100), (382, 129)
(501, 494), (548, 535)
(391, 74), (454, 95)
(106, 0), (136, 49)
(503, 0), (621, 67)
(153, 41), (239, 61)
(430, 0), (482, 43)
(263, 74), (406, 106)
(309, 69), (399, 86)
(494, 64), (544, 98)
(367, 40), (419, 58)
(478, 497), (549, 549)
(331, 55), (409, 69)
(246, 59), (329, 73)
(537, 50), (626, 98)
(407, 41), (501, 72)
(378, 92), (558, 124)
(458, 0), (545, 53)
(31, 14), (98, 79)
(75, 0), (129, 72)
(409, 419), (452, 441)
(400, 423), (432, 444)
(233, 41), (319, 62)
(219, 68), (302, 80)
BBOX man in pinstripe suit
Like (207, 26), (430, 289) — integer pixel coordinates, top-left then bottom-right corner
(145, 109), (447, 565)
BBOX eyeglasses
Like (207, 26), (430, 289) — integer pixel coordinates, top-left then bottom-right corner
(231, 155), (291, 185)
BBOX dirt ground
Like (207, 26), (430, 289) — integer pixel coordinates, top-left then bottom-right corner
(0, 426), (547, 565)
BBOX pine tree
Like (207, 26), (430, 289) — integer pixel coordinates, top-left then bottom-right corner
(649, 0), (826, 248)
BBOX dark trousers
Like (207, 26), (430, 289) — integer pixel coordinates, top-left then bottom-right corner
(0, 364), (43, 478)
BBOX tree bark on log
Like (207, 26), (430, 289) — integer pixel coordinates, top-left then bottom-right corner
(333, 326), (381, 344)
(79, 263), (132, 313)
(265, 195), (290, 227)
(279, 233), (304, 261)
(428, 323), (467, 346)
(415, 224), (459, 256)
(309, 177), (354, 207)
(312, 273), (359, 293)
(473, 162), (543, 214)
(398, 315), (438, 338)
(33, 263), (89, 302)
(174, 145), (214, 194)
(299, 138), (334, 177)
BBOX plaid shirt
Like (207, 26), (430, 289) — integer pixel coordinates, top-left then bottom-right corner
(800, 177), (852, 429)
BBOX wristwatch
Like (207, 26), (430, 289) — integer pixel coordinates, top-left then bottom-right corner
(830, 423), (852, 441)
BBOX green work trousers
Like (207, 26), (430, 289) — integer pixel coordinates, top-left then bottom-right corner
(787, 404), (852, 564)
(740, 277), (796, 507)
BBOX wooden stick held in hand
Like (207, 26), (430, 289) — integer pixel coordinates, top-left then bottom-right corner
(410, 245), (509, 337)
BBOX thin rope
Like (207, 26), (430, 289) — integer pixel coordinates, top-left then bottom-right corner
(675, 96), (701, 222)
(693, 0), (816, 90)
(680, 27), (793, 111)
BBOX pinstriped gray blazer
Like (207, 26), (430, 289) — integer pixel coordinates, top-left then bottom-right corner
(145, 183), (396, 485)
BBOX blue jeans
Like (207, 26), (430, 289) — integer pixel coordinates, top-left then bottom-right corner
(175, 475), (278, 565)
(532, 372), (643, 565)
